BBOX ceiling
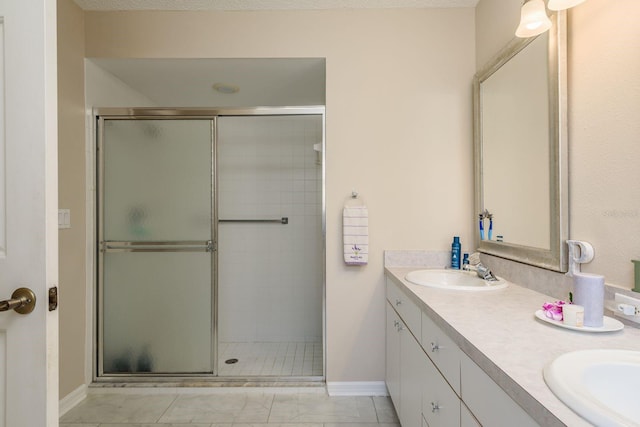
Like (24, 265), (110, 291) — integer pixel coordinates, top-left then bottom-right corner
(83, 0), (477, 107)
(90, 58), (326, 107)
(75, 0), (479, 11)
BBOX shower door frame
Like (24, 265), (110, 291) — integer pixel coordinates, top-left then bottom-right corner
(94, 106), (326, 383)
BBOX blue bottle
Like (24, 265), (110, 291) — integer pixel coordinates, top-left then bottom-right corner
(451, 236), (461, 269)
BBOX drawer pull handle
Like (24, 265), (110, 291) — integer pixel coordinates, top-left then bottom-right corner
(393, 320), (399, 328)
(395, 299), (402, 306)
(397, 324), (405, 332)
(431, 402), (441, 413)
(431, 342), (444, 352)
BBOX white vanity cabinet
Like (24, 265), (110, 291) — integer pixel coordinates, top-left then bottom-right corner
(387, 277), (421, 333)
(386, 277), (541, 427)
(421, 311), (462, 396)
(421, 349), (461, 427)
(386, 284), (426, 427)
(386, 303), (401, 406)
(461, 403), (481, 427)
(387, 279), (457, 427)
(460, 353), (538, 427)
(401, 321), (429, 427)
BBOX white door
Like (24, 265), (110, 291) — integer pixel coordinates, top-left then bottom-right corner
(0, 0), (59, 426)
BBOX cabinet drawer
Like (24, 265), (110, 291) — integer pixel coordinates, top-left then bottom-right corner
(460, 353), (538, 427)
(422, 312), (462, 395)
(422, 355), (461, 427)
(386, 278), (421, 336)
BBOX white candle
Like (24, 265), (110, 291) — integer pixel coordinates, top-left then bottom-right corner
(562, 304), (584, 327)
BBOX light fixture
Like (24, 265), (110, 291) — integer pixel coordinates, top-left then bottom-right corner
(515, 0), (552, 38)
(547, 0), (586, 10)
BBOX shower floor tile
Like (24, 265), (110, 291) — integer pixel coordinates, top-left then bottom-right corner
(218, 341), (323, 377)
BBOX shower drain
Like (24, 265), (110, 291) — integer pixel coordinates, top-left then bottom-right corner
(225, 358), (239, 364)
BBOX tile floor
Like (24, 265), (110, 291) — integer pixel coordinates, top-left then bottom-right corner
(60, 390), (400, 427)
(217, 342), (323, 377)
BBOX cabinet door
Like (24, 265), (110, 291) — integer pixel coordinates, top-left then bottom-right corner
(461, 354), (538, 427)
(387, 278), (422, 334)
(461, 402), (481, 427)
(422, 355), (461, 427)
(386, 302), (401, 411)
(400, 326), (427, 427)
(422, 312), (461, 395)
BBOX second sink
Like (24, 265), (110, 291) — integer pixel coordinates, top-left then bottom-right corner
(544, 349), (640, 427)
(405, 269), (508, 291)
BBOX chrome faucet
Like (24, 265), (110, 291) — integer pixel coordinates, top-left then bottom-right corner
(463, 253), (498, 281)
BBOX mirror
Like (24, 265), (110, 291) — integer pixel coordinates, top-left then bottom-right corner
(473, 12), (568, 272)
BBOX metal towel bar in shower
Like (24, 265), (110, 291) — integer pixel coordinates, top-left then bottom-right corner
(101, 240), (214, 253)
(219, 217), (288, 224)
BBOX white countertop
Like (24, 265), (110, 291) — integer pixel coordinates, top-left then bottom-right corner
(385, 266), (640, 427)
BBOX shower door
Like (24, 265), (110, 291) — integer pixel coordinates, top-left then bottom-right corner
(217, 115), (324, 377)
(98, 118), (215, 376)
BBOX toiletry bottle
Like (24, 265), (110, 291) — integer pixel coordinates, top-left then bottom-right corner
(451, 236), (461, 270)
(462, 253), (469, 268)
(487, 214), (493, 240)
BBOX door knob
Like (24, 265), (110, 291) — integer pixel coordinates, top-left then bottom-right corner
(0, 288), (36, 314)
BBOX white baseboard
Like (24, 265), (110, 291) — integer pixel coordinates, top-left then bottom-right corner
(326, 381), (389, 396)
(59, 384), (87, 417)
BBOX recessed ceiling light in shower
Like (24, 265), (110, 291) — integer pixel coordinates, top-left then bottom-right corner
(213, 83), (240, 94)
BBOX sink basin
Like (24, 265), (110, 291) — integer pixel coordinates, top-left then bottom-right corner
(544, 349), (640, 426)
(405, 269), (507, 291)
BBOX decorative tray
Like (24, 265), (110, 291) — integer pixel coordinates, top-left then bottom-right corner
(534, 310), (624, 333)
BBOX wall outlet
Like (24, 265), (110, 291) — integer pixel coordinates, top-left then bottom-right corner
(614, 293), (640, 324)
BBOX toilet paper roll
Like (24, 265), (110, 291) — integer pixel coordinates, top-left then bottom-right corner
(573, 272), (604, 327)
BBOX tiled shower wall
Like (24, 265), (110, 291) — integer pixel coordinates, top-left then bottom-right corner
(217, 115), (323, 343)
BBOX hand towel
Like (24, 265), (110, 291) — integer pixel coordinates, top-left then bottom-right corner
(343, 205), (368, 265)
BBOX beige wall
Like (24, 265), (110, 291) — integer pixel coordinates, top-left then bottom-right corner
(568, 0), (640, 288)
(79, 8), (476, 385)
(475, 0), (640, 288)
(56, 0), (640, 401)
(57, 0), (87, 398)
(475, 0), (521, 69)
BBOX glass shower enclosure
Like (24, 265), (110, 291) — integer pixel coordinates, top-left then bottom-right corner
(98, 118), (214, 375)
(96, 108), (324, 380)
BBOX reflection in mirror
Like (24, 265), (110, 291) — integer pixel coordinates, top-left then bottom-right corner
(473, 12), (568, 272)
(482, 34), (550, 250)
